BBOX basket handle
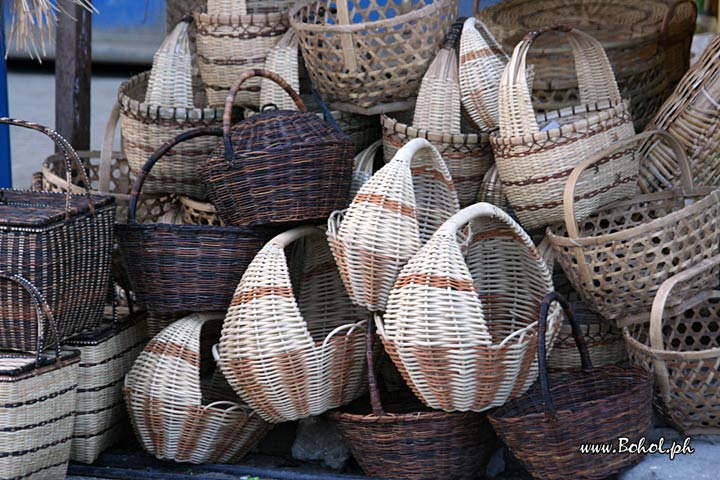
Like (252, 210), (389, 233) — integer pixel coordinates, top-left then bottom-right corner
(537, 291), (591, 421)
(0, 118), (96, 220)
(98, 103), (121, 193)
(500, 25), (621, 136)
(562, 129), (692, 239)
(222, 69), (307, 161)
(334, 0), (359, 72)
(127, 126), (223, 223)
(648, 255), (720, 352)
(660, 0), (697, 46)
(389, 137), (453, 182)
(353, 140), (382, 178)
(268, 225), (326, 250)
(0, 272), (61, 367)
(444, 16), (467, 50)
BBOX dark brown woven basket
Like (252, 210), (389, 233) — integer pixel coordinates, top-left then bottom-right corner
(199, 69), (354, 227)
(326, 320), (496, 480)
(116, 127), (276, 313)
(0, 118), (116, 352)
(488, 292), (653, 480)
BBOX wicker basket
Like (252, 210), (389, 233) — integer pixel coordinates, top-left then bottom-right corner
(179, 195), (224, 226)
(118, 71), (223, 199)
(200, 69), (354, 227)
(349, 140), (381, 199)
(194, 0), (289, 108)
(491, 25), (637, 230)
(116, 127), (275, 313)
(0, 273), (80, 480)
(218, 226), (368, 423)
(381, 202), (560, 412)
(40, 104), (175, 224)
(146, 311), (189, 338)
(327, 320), (496, 480)
(476, 164), (511, 212)
(488, 292), (653, 480)
(290, 0), (456, 114)
(547, 130), (720, 323)
(259, 27), (299, 111)
(0, 118), (116, 352)
(124, 313), (272, 464)
(64, 303), (148, 464)
(328, 138), (460, 312)
(623, 255), (720, 435)
(146, 19), (194, 108)
(639, 33), (720, 193)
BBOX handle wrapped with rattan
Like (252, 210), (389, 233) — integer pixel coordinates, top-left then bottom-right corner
(660, 0), (697, 46)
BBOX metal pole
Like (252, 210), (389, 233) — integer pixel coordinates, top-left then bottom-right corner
(0, 1), (12, 188)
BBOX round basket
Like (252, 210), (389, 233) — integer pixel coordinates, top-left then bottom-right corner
(124, 313), (272, 464)
(290, 0), (457, 114)
(118, 71), (223, 199)
(178, 195), (224, 226)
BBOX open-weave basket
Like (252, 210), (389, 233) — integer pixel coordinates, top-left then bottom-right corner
(64, 302), (148, 464)
(116, 127), (275, 313)
(491, 25), (637, 230)
(118, 71), (223, 199)
(639, 34), (720, 193)
(488, 292), (653, 480)
(124, 313), (272, 463)
(194, 0), (289, 107)
(218, 226), (368, 423)
(327, 321), (496, 480)
(0, 273), (80, 480)
(290, 0), (456, 114)
(547, 130), (720, 323)
(200, 69), (354, 227)
(328, 138), (460, 312)
(381, 202), (560, 412)
(40, 104), (176, 224)
(623, 255), (720, 435)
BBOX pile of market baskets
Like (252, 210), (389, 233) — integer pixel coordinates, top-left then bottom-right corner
(7, 0), (720, 478)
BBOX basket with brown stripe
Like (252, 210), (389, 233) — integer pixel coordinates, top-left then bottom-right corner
(218, 226), (369, 423)
(124, 313), (272, 464)
(379, 202), (561, 412)
(491, 25), (637, 230)
(194, 0), (289, 108)
(63, 292), (148, 464)
(0, 273), (80, 480)
(328, 138), (460, 312)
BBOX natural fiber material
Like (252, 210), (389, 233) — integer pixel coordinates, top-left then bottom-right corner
(146, 20), (194, 108)
(489, 292), (653, 480)
(491, 26), (636, 230)
(118, 71), (223, 199)
(146, 311), (189, 338)
(219, 226), (368, 423)
(64, 307), (148, 464)
(200, 69), (354, 227)
(259, 28), (299, 111)
(476, 164), (511, 213)
(194, 0), (289, 107)
(124, 313), (272, 464)
(327, 320), (496, 480)
(658, 0), (697, 96)
(290, 0), (456, 114)
(547, 130), (720, 323)
(381, 202), (560, 412)
(350, 140), (381, 200)
(623, 255), (720, 435)
(0, 273), (80, 480)
(116, 127), (274, 313)
(0, 118), (115, 352)
(179, 195), (224, 226)
(639, 34), (720, 193)
(40, 104), (175, 224)
(329, 138), (460, 312)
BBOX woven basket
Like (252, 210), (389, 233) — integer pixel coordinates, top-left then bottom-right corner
(488, 292), (653, 480)
(349, 140), (381, 200)
(547, 130), (720, 324)
(218, 226), (368, 423)
(124, 313), (272, 464)
(476, 164), (511, 212)
(290, 0), (456, 115)
(491, 25), (637, 230)
(200, 69), (354, 227)
(623, 255), (720, 435)
(639, 34), (720, 193)
(194, 0), (289, 107)
(659, 0), (697, 96)
(116, 127), (275, 313)
(259, 27), (299, 111)
(380, 202), (560, 412)
(146, 19), (194, 108)
(328, 138), (460, 312)
(64, 303), (148, 464)
(327, 320), (496, 480)
(146, 311), (189, 338)
(40, 104), (176, 224)
(118, 71), (223, 199)
(0, 273), (80, 480)
(0, 118), (115, 352)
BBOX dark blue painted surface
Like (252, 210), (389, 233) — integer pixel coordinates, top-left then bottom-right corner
(0, 6), (11, 189)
